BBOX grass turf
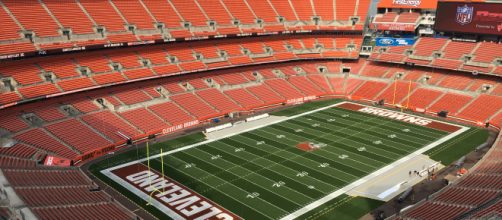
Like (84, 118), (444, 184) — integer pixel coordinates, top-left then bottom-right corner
(91, 100), (487, 220)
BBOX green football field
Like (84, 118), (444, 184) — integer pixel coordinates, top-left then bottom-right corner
(133, 103), (452, 219)
(92, 100), (490, 220)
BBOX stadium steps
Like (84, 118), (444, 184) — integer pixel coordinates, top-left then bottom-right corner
(109, 111), (143, 134)
(38, 0), (64, 30)
(220, 88), (244, 108)
(40, 128), (83, 156)
(77, 118), (114, 143)
(372, 81), (394, 101)
(169, 100), (197, 120)
(356, 60), (369, 75)
(106, 0), (128, 27)
(145, 106), (172, 125)
(75, 0), (99, 26)
(136, 0), (158, 24)
(308, 74), (333, 93)
(0, 0), (24, 34)
(425, 90), (448, 110)
(469, 42), (483, 59)
(192, 0), (212, 22)
(397, 85), (420, 107)
(193, 90), (221, 112)
(455, 94), (480, 116)
(438, 39), (452, 54)
(487, 108), (502, 122)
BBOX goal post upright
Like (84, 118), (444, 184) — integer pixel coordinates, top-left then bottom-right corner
(406, 80), (412, 109)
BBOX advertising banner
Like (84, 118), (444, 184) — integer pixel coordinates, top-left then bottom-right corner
(374, 23), (416, 32)
(376, 37), (416, 46)
(377, 0), (438, 9)
(435, 2), (502, 35)
(43, 156), (71, 167)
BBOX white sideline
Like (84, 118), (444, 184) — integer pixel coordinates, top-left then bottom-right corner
(101, 101), (469, 220)
(103, 101), (348, 171)
(280, 126), (469, 220)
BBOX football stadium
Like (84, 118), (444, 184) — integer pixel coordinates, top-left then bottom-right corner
(0, 0), (501, 220)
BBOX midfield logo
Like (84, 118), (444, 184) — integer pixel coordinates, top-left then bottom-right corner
(456, 5), (474, 25)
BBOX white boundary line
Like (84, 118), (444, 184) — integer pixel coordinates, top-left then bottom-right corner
(101, 101), (470, 220)
(281, 126), (469, 220)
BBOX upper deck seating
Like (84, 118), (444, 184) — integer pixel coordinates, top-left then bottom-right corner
(0, 0), (370, 55)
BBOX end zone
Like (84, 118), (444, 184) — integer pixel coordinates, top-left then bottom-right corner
(100, 101), (470, 220)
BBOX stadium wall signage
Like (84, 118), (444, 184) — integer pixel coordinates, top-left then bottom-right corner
(162, 120), (200, 135)
(376, 37), (416, 46)
(0, 30), (362, 61)
(435, 2), (502, 35)
(373, 23), (416, 31)
(110, 163), (241, 220)
(286, 96), (317, 105)
(377, 0), (437, 9)
(392, 0), (421, 7)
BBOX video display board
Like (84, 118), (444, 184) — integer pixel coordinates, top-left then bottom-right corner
(435, 2), (502, 35)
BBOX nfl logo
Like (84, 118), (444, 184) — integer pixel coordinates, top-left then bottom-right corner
(456, 5), (473, 25)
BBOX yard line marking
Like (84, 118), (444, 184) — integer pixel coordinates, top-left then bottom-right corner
(300, 115), (423, 152)
(235, 134), (354, 184)
(189, 147), (315, 203)
(280, 126), (470, 220)
(206, 142), (333, 194)
(325, 107), (447, 138)
(104, 101), (352, 171)
(310, 112), (434, 146)
(101, 101), (469, 220)
(159, 153), (290, 217)
(285, 116), (420, 153)
(266, 122), (398, 164)
(261, 126), (380, 171)
(258, 127), (379, 172)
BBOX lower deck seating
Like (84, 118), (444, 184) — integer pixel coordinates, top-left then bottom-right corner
(3, 169), (91, 187)
(376, 81), (417, 105)
(16, 186), (109, 207)
(287, 76), (326, 96)
(148, 102), (195, 126)
(0, 113), (29, 132)
(118, 108), (169, 134)
(402, 202), (470, 220)
(224, 88), (265, 110)
(307, 75), (332, 92)
(195, 89), (241, 114)
(427, 93), (473, 114)
(0, 156), (37, 168)
(352, 81), (388, 100)
(246, 85), (285, 105)
(45, 119), (112, 154)
(31, 203), (132, 220)
(404, 88), (443, 109)
(264, 79), (305, 99)
(170, 93), (220, 120)
(434, 187), (499, 207)
(0, 60), (500, 165)
(81, 111), (142, 142)
(458, 95), (502, 122)
(15, 128), (79, 159)
(0, 143), (37, 159)
(3, 168), (133, 220)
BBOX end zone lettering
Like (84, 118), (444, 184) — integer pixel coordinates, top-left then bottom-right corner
(358, 106), (432, 126)
(112, 164), (240, 220)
